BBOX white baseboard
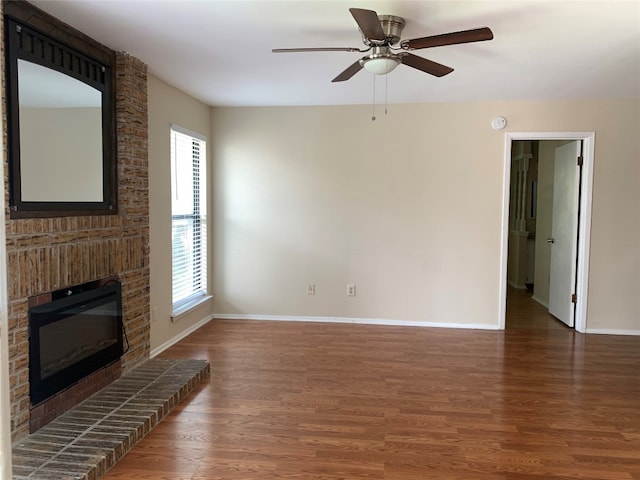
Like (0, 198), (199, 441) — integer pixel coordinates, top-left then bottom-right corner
(211, 313), (499, 330)
(150, 315), (213, 358)
(585, 328), (640, 336)
(507, 280), (527, 290)
(149, 314), (638, 355)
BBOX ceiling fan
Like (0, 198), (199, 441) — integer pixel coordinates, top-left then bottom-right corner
(273, 7), (493, 82)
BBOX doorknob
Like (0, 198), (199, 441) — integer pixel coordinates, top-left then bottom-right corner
(547, 238), (555, 244)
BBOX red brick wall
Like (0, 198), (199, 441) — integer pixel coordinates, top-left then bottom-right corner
(4, 52), (150, 442)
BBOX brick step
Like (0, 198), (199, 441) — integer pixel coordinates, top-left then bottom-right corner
(12, 358), (210, 479)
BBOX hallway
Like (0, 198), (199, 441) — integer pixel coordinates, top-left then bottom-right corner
(505, 286), (570, 331)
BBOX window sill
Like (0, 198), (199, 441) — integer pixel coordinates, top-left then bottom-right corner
(171, 294), (213, 322)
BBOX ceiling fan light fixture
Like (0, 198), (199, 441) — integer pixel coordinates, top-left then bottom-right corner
(361, 56), (400, 75)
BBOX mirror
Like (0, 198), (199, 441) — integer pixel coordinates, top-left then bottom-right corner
(18, 60), (103, 202)
(4, 10), (116, 218)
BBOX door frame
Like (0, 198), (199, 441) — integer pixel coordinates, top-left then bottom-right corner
(499, 132), (595, 332)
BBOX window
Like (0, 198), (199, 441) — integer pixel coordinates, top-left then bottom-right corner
(170, 126), (207, 314)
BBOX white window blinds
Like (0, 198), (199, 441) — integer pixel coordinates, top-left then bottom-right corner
(170, 126), (207, 311)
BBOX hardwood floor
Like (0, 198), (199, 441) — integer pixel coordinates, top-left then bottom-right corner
(101, 291), (640, 479)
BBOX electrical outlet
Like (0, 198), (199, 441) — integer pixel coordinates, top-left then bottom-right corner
(347, 284), (356, 296)
(151, 307), (158, 322)
(307, 284), (316, 295)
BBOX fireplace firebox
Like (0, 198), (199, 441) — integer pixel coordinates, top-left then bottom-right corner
(29, 280), (123, 405)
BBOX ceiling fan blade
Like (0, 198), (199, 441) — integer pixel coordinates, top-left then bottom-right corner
(332, 60), (363, 82)
(401, 27), (494, 50)
(349, 8), (386, 41)
(401, 53), (453, 77)
(272, 47), (361, 53)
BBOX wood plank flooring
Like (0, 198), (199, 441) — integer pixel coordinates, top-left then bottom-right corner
(101, 290), (640, 479)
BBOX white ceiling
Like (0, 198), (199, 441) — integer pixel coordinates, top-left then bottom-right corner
(28, 0), (640, 107)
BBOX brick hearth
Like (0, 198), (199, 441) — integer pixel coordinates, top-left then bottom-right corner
(12, 358), (209, 480)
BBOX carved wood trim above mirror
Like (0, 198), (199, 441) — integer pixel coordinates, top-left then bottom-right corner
(4, 0), (117, 218)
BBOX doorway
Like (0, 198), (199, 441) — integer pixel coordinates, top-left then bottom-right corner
(499, 132), (595, 332)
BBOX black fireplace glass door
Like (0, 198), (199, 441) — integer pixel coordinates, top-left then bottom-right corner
(39, 303), (118, 379)
(29, 283), (123, 404)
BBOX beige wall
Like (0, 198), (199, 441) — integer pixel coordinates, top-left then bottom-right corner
(148, 74), (213, 351)
(209, 99), (640, 332)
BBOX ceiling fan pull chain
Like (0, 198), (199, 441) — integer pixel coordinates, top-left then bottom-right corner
(371, 74), (376, 121)
(385, 75), (389, 115)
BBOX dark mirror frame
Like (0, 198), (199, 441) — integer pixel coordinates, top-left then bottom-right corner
(4, 0), (117, 218)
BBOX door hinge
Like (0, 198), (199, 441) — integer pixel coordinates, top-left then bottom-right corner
(571, 293), (577, 303)
(577, 155), (584, 166)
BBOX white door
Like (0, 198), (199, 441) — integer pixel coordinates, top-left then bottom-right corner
(548, 141), (581, 327)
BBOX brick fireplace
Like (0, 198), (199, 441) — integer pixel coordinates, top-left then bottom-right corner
(3, 1), (151, 442)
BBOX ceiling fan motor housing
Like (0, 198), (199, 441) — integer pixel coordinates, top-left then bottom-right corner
(361, 15), (405, 46)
